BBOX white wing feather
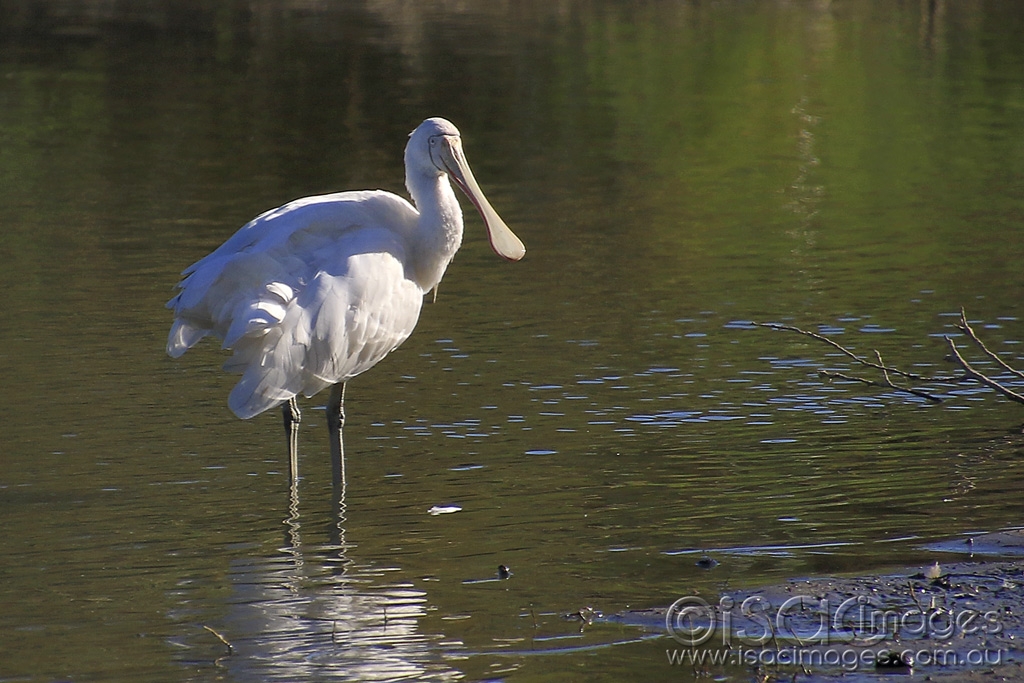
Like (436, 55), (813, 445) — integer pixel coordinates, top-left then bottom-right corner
(167, 190), (424, 419)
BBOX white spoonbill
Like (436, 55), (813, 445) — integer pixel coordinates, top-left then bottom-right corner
(166, 117), (525, 483)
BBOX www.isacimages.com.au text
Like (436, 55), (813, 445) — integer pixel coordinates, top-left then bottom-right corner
(665, 646), (1004, 671)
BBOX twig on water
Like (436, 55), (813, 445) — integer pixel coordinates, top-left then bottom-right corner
(755, 321), (946, 401)
(944, 336), (1024, 405)
(201, 624), (233, 656)
(757, 311), (1024, 406)
(816, 368), (943, 402)
(955, 308), (1024, 382)
(756, 322), (929, 380)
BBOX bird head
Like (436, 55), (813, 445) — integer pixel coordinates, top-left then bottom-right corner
(406, 117), (526, 262)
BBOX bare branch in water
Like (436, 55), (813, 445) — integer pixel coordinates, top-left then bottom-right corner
(755, 322), (936, 380)
(944, 335), (1024, 405)
(757, 312), (1024, 406)
(955, 308), (1024, 381)
(817, 368), (943, 402)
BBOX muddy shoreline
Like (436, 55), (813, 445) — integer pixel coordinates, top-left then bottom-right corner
(601, 530), (1024, 681)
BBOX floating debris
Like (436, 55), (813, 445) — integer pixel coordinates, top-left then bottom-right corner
(462, 564), (514, 585)
(427, 505), (462, 516)
(564, 606), (602, 625)
(695, 556), (719, 570)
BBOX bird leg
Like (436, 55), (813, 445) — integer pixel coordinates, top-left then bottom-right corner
(326, 383), (347, 494)
(282, 397), (301, 482)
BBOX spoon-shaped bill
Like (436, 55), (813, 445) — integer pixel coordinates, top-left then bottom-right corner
(435, 137), (526, 261)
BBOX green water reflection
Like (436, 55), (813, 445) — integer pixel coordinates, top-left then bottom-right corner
(2, 1), (1024, 681)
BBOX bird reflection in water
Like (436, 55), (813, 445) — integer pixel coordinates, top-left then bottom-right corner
(184, 464), (460, 681)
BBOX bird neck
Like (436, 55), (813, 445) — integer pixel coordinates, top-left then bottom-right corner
(407, 171), (464, 293)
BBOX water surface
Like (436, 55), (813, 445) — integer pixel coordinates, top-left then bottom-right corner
(3, 1), (1024, 680)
